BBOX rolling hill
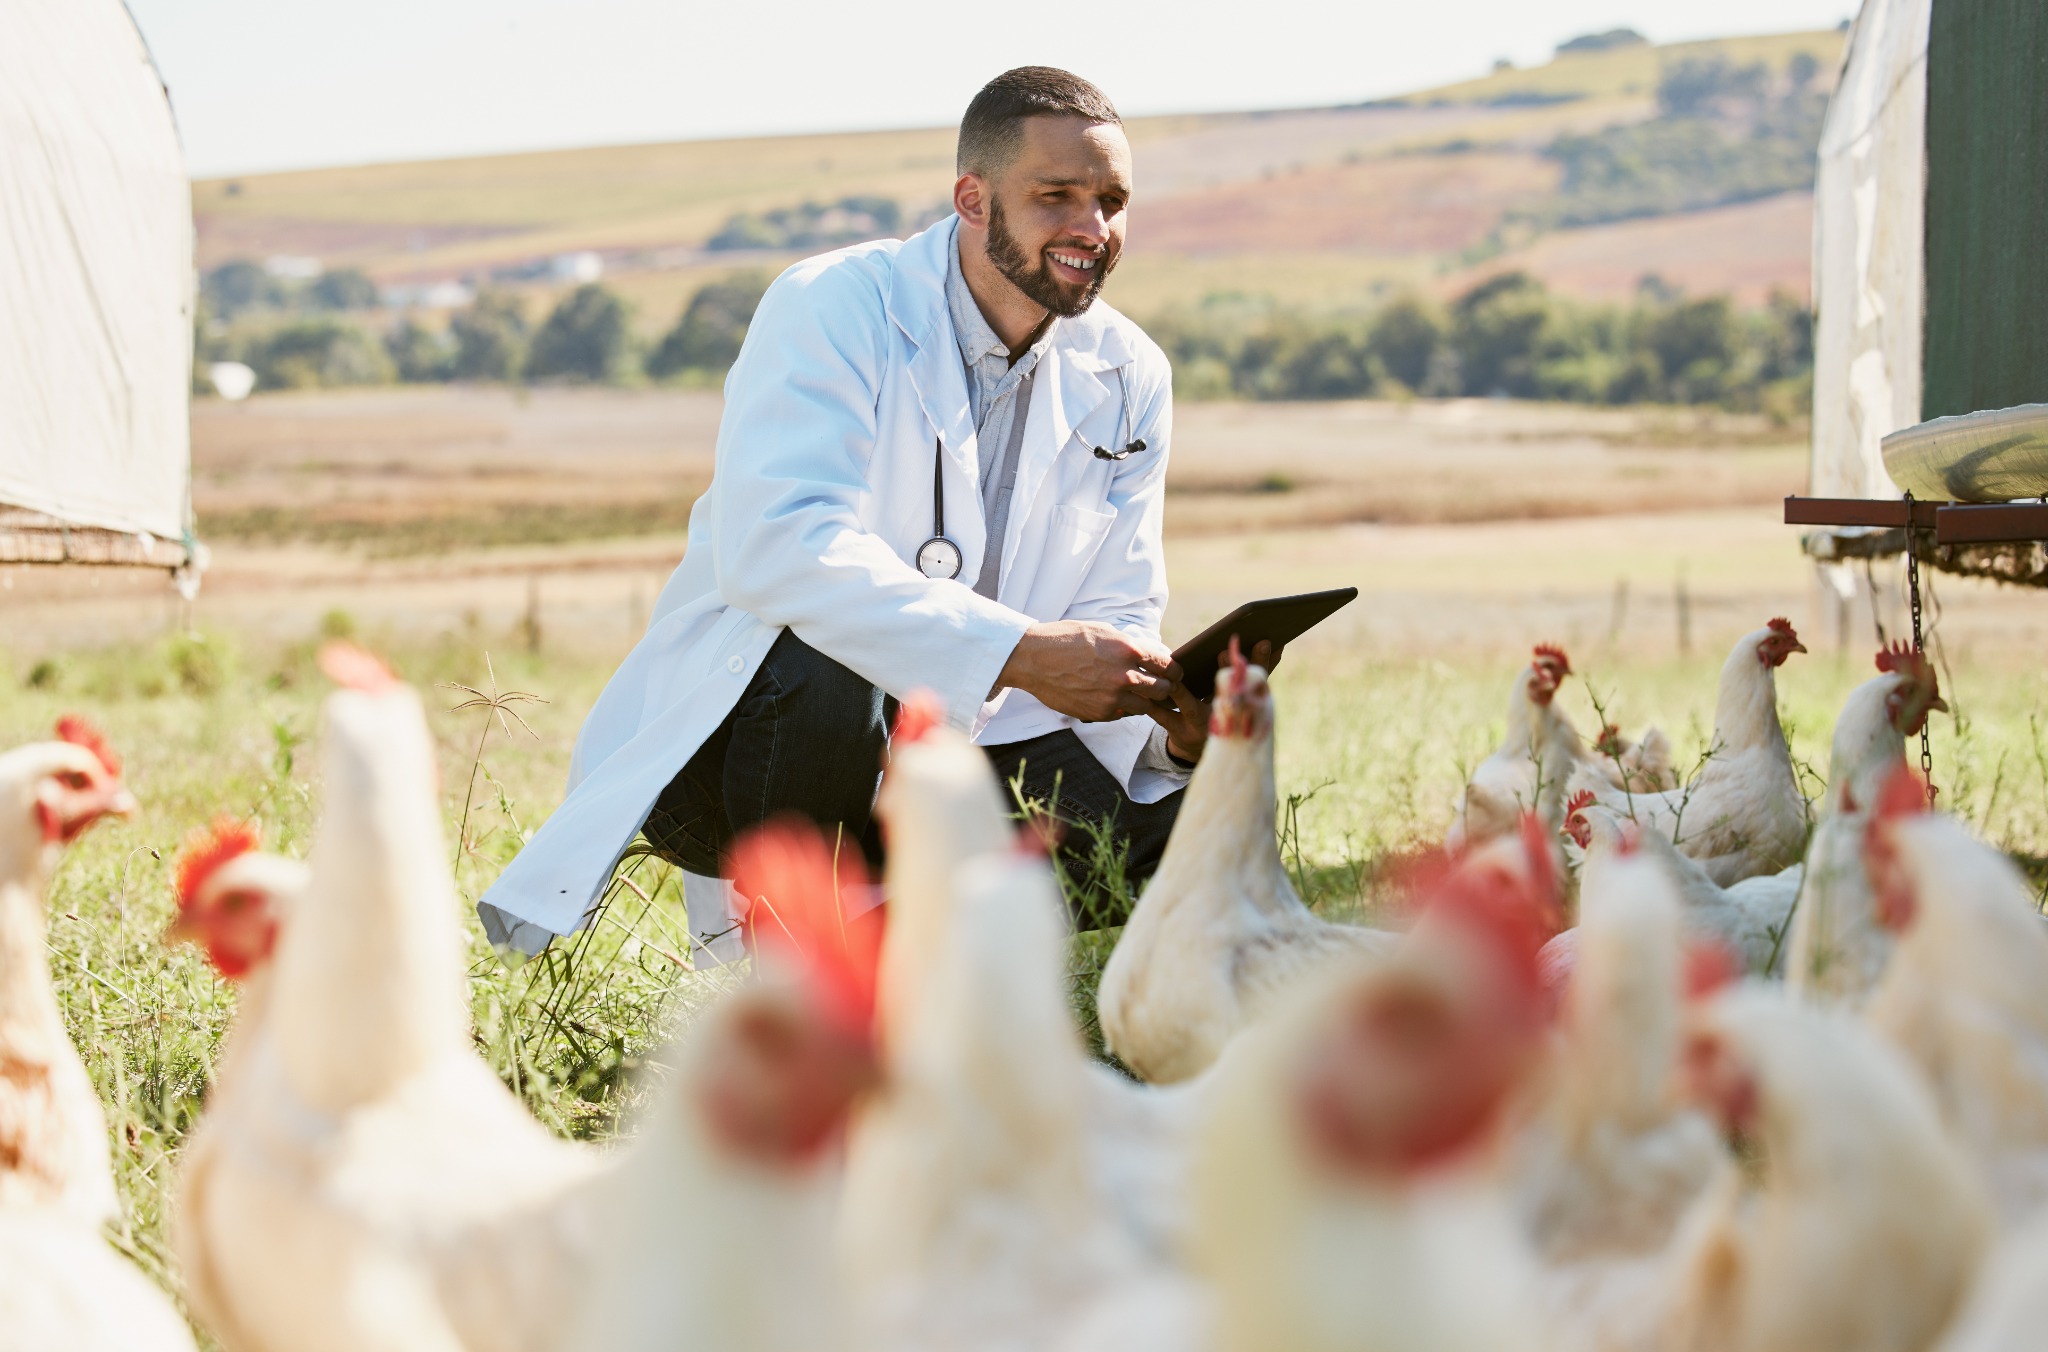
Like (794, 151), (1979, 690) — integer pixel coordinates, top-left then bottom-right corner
(193, 27), (1843, 330)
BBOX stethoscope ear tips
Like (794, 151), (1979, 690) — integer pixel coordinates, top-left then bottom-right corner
(1092, 439), (1148, 462)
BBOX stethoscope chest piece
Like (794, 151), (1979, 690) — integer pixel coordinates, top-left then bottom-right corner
(916, 535), (963, 580)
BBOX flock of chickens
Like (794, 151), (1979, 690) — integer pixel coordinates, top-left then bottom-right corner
(6, 619), (2048, 1352)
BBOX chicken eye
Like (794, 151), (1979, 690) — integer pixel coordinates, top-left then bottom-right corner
(56, 771), (91, 791)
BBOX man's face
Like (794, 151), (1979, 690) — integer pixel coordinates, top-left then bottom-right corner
(976, 116), (1131, 318)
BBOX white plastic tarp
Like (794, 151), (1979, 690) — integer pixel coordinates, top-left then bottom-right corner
(1809, 0), (1930, 502)
(0, 0), (193, 542)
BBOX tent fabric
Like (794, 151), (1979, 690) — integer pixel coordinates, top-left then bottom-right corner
(1808, 0), (1930, 503)
(1921, 0), (2048, 422)
(0, 0), (193, 543)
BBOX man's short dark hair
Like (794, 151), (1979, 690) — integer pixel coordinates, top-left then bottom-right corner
(957, 67), (1121, 177)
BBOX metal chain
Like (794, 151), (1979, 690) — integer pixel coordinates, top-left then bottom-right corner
(1902, 492), (1937, 801)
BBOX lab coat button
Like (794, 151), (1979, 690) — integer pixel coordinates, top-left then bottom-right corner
(726, 655), (745, 674)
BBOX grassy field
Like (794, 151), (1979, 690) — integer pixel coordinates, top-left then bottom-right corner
(20, 381), (2048, 1336)
(29, 592), (2048, 1334)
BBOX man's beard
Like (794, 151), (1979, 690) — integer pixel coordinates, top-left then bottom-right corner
(985, 197), (1117, 319)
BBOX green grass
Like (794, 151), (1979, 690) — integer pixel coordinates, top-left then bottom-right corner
(24, 620), (2048, 1334)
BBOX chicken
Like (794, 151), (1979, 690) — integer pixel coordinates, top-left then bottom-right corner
(1563, 794), (1801, 976)
(881, 694), (1211, 1264)
(1860, 765), (2048, 1227)
(1938, 1211), (2048, 1352)
(1099, 642), (1394, 1084)
(1785, 644), (1948, 1007)
(1191, 831), (1558, 1352)
(1593, 722), (1681, 794)
(164, 820), (308, 1349)
(0, 1207), (197, 1352)
(1564, 619), (1808, 886)
(173, 645), (601, 1352)
(0, 717), (137, 1224)
(1511, 829), (1725, 1337)
(0, 720), (187, 1352)
(1822, 641), (1950, 816)
(1650, 984), (1990, 1352)
(841, 840), (1177, 1351)
(1449, 643), (1594, 848)
(562, 819), (877, 1352)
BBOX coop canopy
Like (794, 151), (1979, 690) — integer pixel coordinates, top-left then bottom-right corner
(0, 0), (194, 544)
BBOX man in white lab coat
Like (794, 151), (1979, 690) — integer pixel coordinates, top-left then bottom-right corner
(479, 67), (1276, 959)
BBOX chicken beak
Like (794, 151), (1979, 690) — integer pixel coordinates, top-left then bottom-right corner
(1928, 693), (1950, 714)
(105, 786), (139, 820)
(1791, 640), (1809, 654)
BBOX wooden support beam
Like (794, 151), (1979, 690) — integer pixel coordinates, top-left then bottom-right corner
(1783, 496), (1947, 528)
(1935, 503), (2048, 545)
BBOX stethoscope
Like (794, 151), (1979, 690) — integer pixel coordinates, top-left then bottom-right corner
(915, 366), (1148, 580)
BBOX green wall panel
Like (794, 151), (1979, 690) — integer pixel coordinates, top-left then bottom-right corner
(1922, 0), (2048, 419)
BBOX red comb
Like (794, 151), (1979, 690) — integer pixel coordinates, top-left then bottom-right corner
(55, 715), (120, 778)
(724, 818), (881, 1036)
(1873, 641), (1932, 681)
(175, 816), (261, 908)
(316, 641), (399, 693)
(1564, 789), (1596, 818)
(1228, 633), (1248, 684)
(1532, 644), (1570, 675)
(1683, 940), (1739, 998)
(1767, 617), (1795, 635)
(891, 691), (945, 745)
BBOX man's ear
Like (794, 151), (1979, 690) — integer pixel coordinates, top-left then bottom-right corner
(953, 172), (990, 231)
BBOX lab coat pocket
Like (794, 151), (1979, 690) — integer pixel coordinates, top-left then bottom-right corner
(1022, 503), (1116, 618)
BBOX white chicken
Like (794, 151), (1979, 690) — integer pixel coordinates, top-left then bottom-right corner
(1564, 619), (1808, 886)
(563, 819), (877, 1352)
(1449, 644), (1594, 848)
(1510, 832), (1725, 1345)
(1562, 794), (1801, 976)
(1099, 643), (1394, 1085)
(1649, 983), (1991, 1352)
(0, 1206), (198, 1352)
(840, 839), (1176, 1352)
(875, 695), (1208, 1265)
(0, 717), (137, 1225)
(1785, 643), (1948, 1007)
(1593, 722), (1681, 794)
(173, 645), (602, 1352)
(0, 719), (189, 1352)
(1860, 766), (2048, 1227)
(1192, 833), (1558, 1352)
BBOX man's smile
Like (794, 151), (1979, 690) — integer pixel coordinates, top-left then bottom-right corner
(1048, 248), (1100, 280)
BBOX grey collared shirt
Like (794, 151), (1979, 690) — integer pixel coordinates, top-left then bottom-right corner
(946, 246), (1058, 600)
(947, 243), (1190, 781)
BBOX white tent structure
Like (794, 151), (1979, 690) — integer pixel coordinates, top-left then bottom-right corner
(1808, 0), (1928, 509)
(0, 0), (198, 578)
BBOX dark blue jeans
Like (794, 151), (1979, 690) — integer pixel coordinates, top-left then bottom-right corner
(640, 629), (1182, 928)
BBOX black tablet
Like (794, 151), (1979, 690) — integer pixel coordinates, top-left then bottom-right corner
(1171, 587), (1358, 700)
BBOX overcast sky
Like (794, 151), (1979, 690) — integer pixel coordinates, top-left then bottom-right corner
(126, 0), (1858, 179)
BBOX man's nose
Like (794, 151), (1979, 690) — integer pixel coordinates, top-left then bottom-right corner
(1066, 201), (1111, 246)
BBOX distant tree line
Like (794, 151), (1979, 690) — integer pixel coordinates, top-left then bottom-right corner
(195, 272), (771, 393)
(1148, 272), (1812, 417)
(1528, 51), (1829, 228)
(196, 263), (1810, 417)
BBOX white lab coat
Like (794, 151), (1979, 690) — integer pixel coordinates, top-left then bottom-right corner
(479, 217), (1177, 944)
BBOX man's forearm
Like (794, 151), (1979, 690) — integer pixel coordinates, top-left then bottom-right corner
(993, 620), (1177, 724)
